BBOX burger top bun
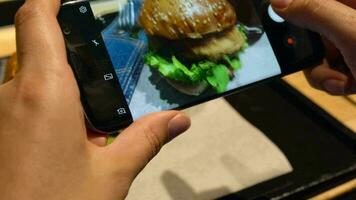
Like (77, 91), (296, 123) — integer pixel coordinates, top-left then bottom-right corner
(139, 0), (237, 40)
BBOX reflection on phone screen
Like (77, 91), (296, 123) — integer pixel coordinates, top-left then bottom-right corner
(91, 0), (281, 120)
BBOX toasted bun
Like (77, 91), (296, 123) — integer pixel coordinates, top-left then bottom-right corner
(139, 0), (237, 40)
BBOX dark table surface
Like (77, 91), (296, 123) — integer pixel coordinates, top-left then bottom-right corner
(219, 80), (356, 199)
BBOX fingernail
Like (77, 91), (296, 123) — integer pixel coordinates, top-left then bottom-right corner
(323, 79), (346, 95)
(168, 113), (191, 141)
(271, 0), (293, 9)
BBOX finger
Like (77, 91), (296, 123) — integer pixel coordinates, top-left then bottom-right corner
(304, 59), (356, 95)
(15, 0), (72, 83)
(321, 36), (340, 62)
(271, 0), (356, 53)
(104, 111), (190, 177)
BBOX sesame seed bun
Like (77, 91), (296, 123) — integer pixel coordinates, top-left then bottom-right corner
(139, 0), (237, 40)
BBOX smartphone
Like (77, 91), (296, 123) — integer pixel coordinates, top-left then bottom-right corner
(58, 0), (324, 133)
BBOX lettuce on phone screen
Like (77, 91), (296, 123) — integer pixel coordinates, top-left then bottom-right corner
(139, 0), (248, 96)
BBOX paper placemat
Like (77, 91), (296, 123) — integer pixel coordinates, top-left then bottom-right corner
(126, 99), (293, 200)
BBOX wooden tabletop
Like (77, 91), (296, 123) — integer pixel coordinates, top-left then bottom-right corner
(0, 26), (15, 58)
(284, 73), (356, 132)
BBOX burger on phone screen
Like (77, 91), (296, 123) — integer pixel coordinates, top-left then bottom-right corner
(139, 0), (248, 96)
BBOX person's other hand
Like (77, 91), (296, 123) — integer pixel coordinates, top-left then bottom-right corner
(271, 0), (356, 95)
(0, 0), (190, 200)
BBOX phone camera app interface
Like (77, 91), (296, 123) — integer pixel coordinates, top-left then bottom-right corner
(89, 0), (281, 119)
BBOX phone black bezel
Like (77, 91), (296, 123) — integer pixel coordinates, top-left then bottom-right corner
(62, 0), (325, 131)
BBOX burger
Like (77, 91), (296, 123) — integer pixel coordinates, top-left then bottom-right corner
(139, 0), (248, 96)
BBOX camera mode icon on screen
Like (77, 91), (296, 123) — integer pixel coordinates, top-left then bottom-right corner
(117, 108), (127, 115)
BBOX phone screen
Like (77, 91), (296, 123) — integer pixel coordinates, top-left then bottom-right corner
(89, 0), (282, 120)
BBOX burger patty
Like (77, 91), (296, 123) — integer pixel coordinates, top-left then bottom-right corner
(149, 27), (246, 62)
(183, 27), (245, 61)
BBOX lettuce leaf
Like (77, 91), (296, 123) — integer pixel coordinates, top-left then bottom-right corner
(145, 53), (240, 93)
(145, 53), (191, 82)
(206, 65), (230, 93)
(223, 55), (241, 70)
(238, 24), (249, 49)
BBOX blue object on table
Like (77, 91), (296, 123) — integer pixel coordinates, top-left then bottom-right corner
(117, 0), (143, 30)
(101, 0), (148, 104)
(103, 36), (146, 104)
(102, 10), (148, 104)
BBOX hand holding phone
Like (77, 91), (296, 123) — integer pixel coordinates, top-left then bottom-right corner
(0, 1), (190, 200)
(272, 0), (356, 95)
(58, 0), (325, 133)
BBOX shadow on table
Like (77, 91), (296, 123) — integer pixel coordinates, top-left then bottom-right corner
(161, 171), (231, 200)
(161, 171), (233, 200)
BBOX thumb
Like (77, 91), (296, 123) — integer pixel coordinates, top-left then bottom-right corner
(104, 111), (190, 177)
(271, 0), (356, 51)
